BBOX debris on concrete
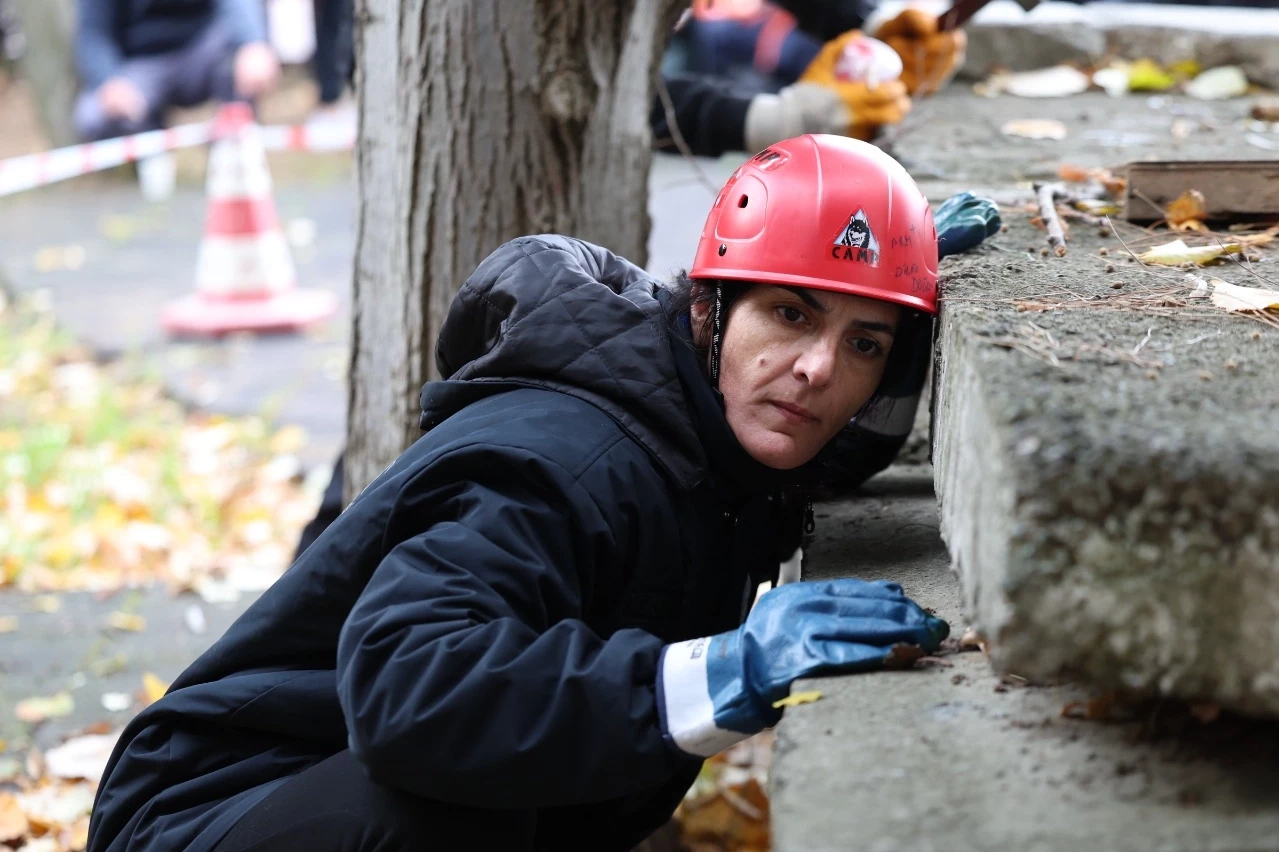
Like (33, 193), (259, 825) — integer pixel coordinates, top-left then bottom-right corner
(1185, 66), (1250, 101)
(1000, 118), (1068, 140)
(1124, 160), (1279, 223)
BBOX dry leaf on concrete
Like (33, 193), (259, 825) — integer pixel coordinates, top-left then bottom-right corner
(44, 732), (120, 782)
(141, 672), (169, 705)
(15, 692), (74, 724)
(105, 611), (146, 632)
(1138, 239), (1240, 266)
(883, 644), (925, 669)
(1001, 119), (1068, 141)
(1061, 692), (1118, 721)
(1209, 280), (1279, 312)
(1165, 190), (1208, 232)
(0, 793), (29, 843)
(959, 627), (988, 653)
(771, 691), (823, 710)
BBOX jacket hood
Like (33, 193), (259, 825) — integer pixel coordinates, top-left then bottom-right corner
(422, 235), (710, 490)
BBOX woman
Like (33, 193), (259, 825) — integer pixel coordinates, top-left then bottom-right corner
(87, 134), (949, 852)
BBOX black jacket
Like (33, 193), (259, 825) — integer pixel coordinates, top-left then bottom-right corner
(76, 0), (267, 89)
(87, 236), (804, 852)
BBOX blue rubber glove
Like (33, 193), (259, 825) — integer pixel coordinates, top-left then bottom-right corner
(658, 578), (949, 757)
(935, 191), (1001, 259)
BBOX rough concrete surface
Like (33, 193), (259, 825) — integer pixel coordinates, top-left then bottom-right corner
(773, 469), (1279, 852)
(893, 91), (1279, 713)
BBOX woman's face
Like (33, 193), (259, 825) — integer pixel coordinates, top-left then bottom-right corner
(713, 285), (900, 470)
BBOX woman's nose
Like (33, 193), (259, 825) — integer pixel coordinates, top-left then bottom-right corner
(793, 338), (838, 388)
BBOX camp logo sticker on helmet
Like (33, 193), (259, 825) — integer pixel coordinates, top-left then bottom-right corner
(831, 208), (880, 267)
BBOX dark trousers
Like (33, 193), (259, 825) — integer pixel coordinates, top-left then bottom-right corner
(211, 750), (535, 851)
(73, 21), (240, 141)
(312, 0), (354, 103)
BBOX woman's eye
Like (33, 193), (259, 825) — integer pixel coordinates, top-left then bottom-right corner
(851, 338), (882, 356)
(777, 306), (805, 323)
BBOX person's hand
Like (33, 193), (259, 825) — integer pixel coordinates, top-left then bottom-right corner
(98, 77), (148, 122)
(797, 32), (912, 139)
(233, 42), (281, 99)
(936, 191), (1001, 258)
(744, 79), (909, 150)
(872, 8), (966, 96)
(658, 578), (948, 756)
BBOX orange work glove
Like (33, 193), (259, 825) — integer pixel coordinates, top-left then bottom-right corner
(872, 8), (966, 96)
(797, 32), (911, 141)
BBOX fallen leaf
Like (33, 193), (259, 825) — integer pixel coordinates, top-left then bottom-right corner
(959, 627), (988, 653)
(0, 793), (28, 843)
(1186, 66), (1249, 100)
(1165, 189), (1208, 231)
(1057, 164), (1092, 183)
(100, 693), (132, 713)
(1209, 279), (1279, 312)
(1001, 119), (1068, 141)
(44, 732), (119, 782)
(105, 611), (146, 632)
(29, 595), (62, 614)
(1127, 58), (1176, 92)
(771, 690), (823, 710)
(1232, 225), (1279, 247)
(1138, 239), (1240, 266)
(986, 65), (1091, 98)
(1251, 98), (1279, 122)
(15, 692), (75, 724)
(142, 672), (168, 705)
(883, 643), (925, 669)
(0, 617), (17, 633)
(18, 781), (96, 831)
(1061, 692), (1117, 720)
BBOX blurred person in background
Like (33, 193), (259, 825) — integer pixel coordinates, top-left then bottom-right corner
(310, 0), (353, 117)
(654, 0), (966, 157)
(72, 0), (280, 142)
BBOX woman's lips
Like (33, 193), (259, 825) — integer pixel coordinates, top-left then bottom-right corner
(769, 401), (817, 424)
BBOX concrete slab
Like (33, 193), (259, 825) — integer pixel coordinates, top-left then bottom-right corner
(889, 91), (1279, 714)
(773, 468), (1279, 852)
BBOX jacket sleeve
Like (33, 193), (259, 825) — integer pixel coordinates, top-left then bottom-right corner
(335, 441), (698, 808)
(650, 75), (752, 158)
(771, 0), (878, 40)
(75, 0), (123, 90)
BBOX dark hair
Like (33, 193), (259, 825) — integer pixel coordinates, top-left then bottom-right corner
(663, 272), (927, 421)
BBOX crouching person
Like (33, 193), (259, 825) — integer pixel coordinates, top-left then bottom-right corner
(86, 135), (948, 852)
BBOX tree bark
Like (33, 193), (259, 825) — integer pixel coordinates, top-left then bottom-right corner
(346, 0), (684, 499)
(10, 0), (78, 147)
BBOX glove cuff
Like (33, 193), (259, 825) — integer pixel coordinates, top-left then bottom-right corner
(657, 637), (757, 758)
(744, 84), (850, 151)
(864, 6), (893, 38)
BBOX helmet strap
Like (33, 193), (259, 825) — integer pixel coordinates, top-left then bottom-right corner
(709, 283), (724, 388)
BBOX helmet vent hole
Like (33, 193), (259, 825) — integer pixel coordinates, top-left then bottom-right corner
(718, 244), (727, 256)
(737, 195), (749, 208)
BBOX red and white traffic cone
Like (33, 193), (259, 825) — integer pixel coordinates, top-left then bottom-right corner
(161, 102), (336, 336)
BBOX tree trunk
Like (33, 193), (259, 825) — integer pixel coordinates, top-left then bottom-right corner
(11, 0), (78, 147)
(346, 0), (684, 499)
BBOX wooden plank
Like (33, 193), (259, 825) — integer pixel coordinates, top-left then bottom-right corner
(1123, 159), (1279, 223)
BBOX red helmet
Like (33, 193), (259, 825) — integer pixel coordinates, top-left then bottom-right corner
(689, 134), (939, 314)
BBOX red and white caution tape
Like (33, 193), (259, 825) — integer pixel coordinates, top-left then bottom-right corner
(0, 118), (357, 199)
(0, 122), (213, 198)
